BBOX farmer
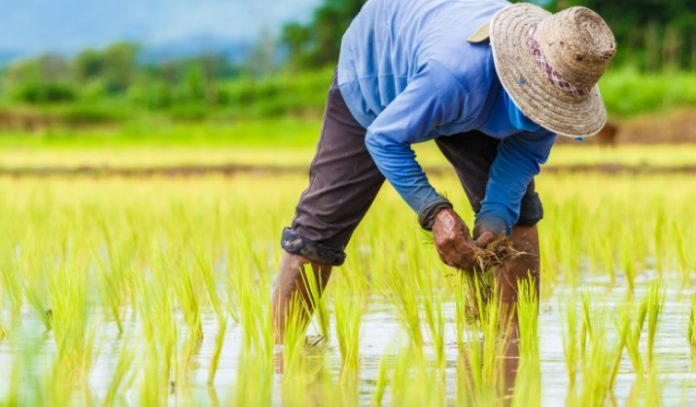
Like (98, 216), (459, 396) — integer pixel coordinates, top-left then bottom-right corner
(273, 0), (616, 342)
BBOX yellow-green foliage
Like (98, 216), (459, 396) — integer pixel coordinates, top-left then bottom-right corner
(0, 172), (693, 404)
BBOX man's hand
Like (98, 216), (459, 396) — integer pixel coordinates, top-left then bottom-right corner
(432, 207), (479, 270)
(475, 230), (498, 249)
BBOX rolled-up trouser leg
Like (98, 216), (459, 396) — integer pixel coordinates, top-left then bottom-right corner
(282, 74), (384, 265)
(274, 75), (384, 343)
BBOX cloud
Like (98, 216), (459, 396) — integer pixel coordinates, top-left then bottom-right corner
(0, 0), (320, 53)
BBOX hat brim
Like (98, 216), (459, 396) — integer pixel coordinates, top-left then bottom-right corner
(490, 3), (607, 137)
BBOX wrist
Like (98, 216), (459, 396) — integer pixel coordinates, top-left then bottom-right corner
(474, 215), (509, 238)
(418, 197), (453, 231)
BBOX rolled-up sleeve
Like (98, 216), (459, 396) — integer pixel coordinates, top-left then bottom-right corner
(476, 130), (556, 235)
(364, 62), (465, 228)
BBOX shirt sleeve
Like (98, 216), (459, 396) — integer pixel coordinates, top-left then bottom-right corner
(364, 62), (465, 227)
(476, 130), (557, 235)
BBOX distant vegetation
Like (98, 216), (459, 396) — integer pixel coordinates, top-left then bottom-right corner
(0, 0), (694, 126)
(282, 0), (696, 71)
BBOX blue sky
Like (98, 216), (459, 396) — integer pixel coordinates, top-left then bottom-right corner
(0, 0), (321, 55)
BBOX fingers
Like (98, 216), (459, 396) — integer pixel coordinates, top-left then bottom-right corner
(475, 231), (498, 249)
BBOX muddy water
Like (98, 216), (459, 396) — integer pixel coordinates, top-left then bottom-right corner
(0, 276), (694, 405)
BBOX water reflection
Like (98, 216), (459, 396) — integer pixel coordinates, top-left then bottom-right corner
(2, 281), (696, 404)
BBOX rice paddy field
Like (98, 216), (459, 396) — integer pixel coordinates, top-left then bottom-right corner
(1, 156), (696, 405)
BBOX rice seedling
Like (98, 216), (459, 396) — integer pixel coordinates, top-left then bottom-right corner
(379, 250), (424, 350)
(331, 268), (368, 381)
(645, 279), (664, 369)
(457, 275), (512, 406)
(511, 278), (541, 407)
(621, 295), (648, 374)
(561, 293), (579, 391)
(372, 354), (391, 406)
(101, 337), (136, 407)
(390, 345), (445, 407)
(0, 171), (695, 403)
(565, 297), (625, 407)
(688, 293), (696, 356)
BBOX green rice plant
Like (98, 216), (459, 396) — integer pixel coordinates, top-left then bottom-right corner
(48, 244), (96, 386)
(688, 293), (696, 356)
(93, 215), (136, 335)
(332, 269), (368, 382)
(171, 257), (204, 342)
(621, 296), (648, 375)
(299, 260), (331, 342)
(18, 241), (53, 331)
(652, 209), (666, 276)
(279, 294), (336, 407)
(567, 300), (625, 407)
(560, 293), (579, 391)
(589, 230), (615, 283)
(372, 354), (390, 407)
(390, 346), (444, 407)
(511, 278), (541, 407)
(450, 273), (469, 350)
(626, 360), (664, 406)
(515, 278), (539, 358)
(229, 254), (273, 406)
(380, 254), (424, 349)
(645, 279), (664, 369)
(1, 242), (23, 330)
(227, 237), (272, 353)
(233, 350), (273, 406)
(135, 249), (178, 403)
(580, 292), (593, 359)
(620, 227), (638, 294)
(101, 337), (136, 407)
(672, 221), (691, 286)
(207, 314), (228, 385)
(3, 169), (696, 402)
(458, 275), (511, 406)
(417, 257), (447, 369)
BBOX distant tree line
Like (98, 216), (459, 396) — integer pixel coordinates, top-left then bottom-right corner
(1, 42), (243, 107)
(281, 0), (696, 71)
(1, 0), (693, 115)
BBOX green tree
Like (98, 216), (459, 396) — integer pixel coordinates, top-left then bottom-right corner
(4, 54), (76, 103)
(281, 0), (366, 68)
(283, 0), (696, 71)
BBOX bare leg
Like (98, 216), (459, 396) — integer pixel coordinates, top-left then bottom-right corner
(272, 252), (332, 344)
(494, 224), (540, 334)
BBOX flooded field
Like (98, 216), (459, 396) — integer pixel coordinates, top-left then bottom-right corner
(0, 173), (695, 405)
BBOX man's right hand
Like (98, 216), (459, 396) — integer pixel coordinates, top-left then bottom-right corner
(431, 207), (479, 271)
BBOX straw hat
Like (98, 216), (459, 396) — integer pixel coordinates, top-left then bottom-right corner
(488, 4), (616, 137)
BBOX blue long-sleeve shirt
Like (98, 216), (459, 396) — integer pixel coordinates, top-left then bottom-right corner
(337, 0), (556, 234)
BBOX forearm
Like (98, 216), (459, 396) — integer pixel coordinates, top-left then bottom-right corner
(477, 131), (556, 236)
(365, 132), (450, 229)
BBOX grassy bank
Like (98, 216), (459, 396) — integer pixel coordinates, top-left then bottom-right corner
(1, 68), (695, 129)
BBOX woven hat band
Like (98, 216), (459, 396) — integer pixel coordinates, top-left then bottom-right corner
(526, 24), (590, 98)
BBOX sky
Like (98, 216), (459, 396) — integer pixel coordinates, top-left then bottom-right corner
(0, 0), (321, 56)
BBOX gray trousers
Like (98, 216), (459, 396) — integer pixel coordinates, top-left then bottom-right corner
(281, 77), (543, 266)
